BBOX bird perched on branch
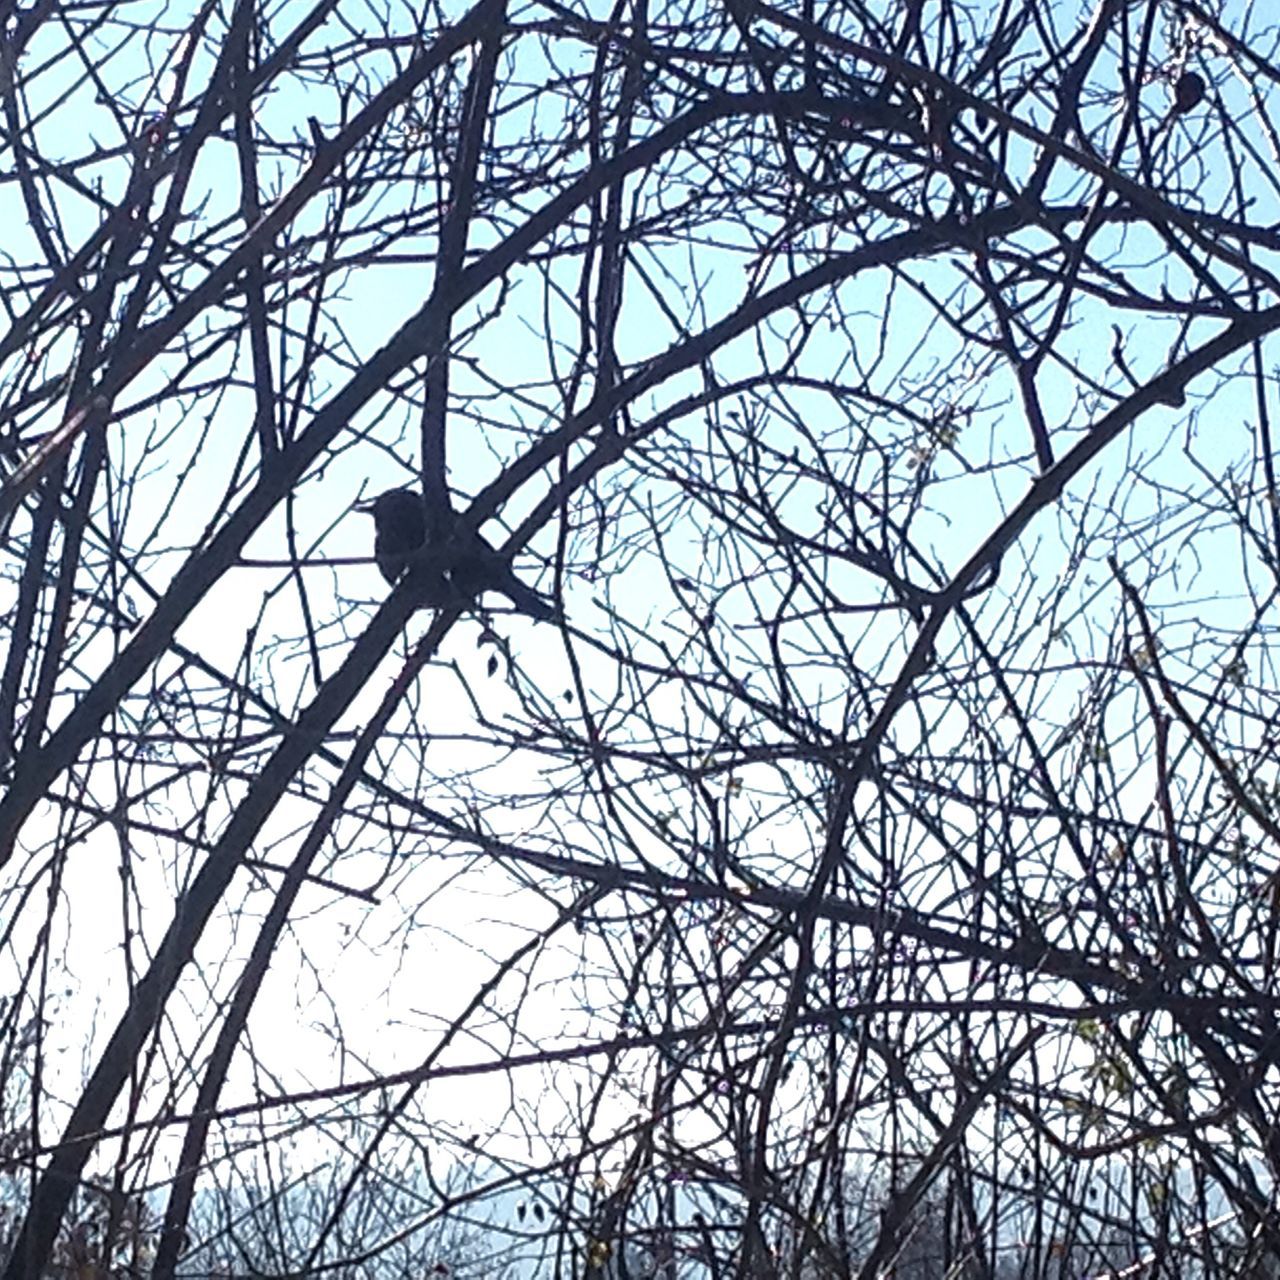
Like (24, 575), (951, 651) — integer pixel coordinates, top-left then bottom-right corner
(1171, 70), (1205, 116)
(1155, 69), (1206, 133)
(355, 487), (558, 621)
(356, 488), (437, 590)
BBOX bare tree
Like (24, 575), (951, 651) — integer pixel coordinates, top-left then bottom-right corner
(3, 0), (1280, 1275)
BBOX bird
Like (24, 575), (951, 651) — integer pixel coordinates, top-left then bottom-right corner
(355, 487), (558, 621)
(1171, 70), (1206, 116)
(356, 488), (435, 586)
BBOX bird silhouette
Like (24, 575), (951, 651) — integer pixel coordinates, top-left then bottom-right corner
(356, 487), (557, 621)
(1172, 70), (1205, 116)
(357, 488), (436, 587)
